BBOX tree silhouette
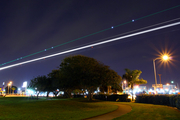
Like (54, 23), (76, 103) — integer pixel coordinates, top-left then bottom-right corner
(59, 55), (122, 100)
(122, 68), (147, 100)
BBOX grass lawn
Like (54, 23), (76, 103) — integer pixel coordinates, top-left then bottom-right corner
(113, 102), (180, 120)
(1, 97), (180, 120)
(0, 97), (117, 120)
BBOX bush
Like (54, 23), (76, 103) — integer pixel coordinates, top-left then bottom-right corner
(73, 95), (84, 98)
(136, 94), (180, 108)
(93, 94), (129, 102)
(176, 95), (180, 109)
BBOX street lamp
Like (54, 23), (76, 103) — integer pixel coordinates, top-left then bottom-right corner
(153, 55), (170, 93)
(8, 83), (10, 94)
(8, 81), (12, 94)
(10, 81), (12, 94)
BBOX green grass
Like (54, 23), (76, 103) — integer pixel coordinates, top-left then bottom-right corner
(0, 97), (117, 120)
(113, 102), (180, 120)
(1, 97), (180, 120)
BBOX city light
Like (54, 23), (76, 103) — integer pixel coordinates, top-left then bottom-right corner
(22, 81), (27, 95)
(22, 81), (27, 87)
(27, 89), (34, 94)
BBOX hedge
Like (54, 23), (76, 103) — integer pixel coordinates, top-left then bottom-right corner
(136, 94), (180, 108)
(93, 94), (130, 102)
(73, 95), (84, 98)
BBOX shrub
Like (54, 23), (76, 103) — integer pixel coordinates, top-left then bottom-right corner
(93, 94), (129, 102)
(73, 95), (84, 98)
(176, 95), (180, 109)
(136, 94), (180, 108)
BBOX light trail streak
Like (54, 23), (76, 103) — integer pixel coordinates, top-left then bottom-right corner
(0, 21), (180, 71)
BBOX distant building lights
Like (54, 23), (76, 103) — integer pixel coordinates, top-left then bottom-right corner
(22, 81), (27, 87)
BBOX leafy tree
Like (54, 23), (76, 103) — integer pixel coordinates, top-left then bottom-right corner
(59, 55), (122, 100)
(28, 75), (48, 99)
(48, 69), (62, 97)
(122, 68), (147, 100)
(5, 85), (17, 94)
(11, 87), (16, 94)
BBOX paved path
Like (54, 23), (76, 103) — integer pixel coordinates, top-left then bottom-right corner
(84, 104), (132, 120)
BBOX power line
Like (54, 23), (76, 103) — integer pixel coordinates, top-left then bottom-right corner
(1, 4), (180, 67)
(0, 21), (180, 71)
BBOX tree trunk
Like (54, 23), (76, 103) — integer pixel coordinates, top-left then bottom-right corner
(107, 86), (109, 94)
(132, 88), (134, 101)
(64, 90), (72, 98)
(88, 89), (93, 101)
(37, 93), (39, 100)
(47, 91), (50, 97)
(53, 91), (59, 97)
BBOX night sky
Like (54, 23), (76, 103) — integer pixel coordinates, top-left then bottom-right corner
(0, 0), (180, 89)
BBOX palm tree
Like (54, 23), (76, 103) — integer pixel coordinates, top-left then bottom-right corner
(122, 68), (147, 100)
(11, 87), (16, 94)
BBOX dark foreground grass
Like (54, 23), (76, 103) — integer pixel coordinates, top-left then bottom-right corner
(1, 97), (180, 120)
(0, 97), (117, 120)
(113, 102), (180, 120)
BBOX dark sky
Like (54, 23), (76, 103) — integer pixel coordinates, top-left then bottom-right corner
(0, 0), (180, 89)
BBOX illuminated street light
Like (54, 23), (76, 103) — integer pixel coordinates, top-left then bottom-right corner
(153, 55), (170, 93)
(166, 83), (170, 86)
(162, 55), (169, 60)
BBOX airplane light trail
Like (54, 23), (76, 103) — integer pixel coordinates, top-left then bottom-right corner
(0, 21), (180, 71)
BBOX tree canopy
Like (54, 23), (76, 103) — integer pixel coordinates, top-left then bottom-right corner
(5, 85), (17, 94)
(122, 68), (147, 100)
(123, 69), (147, 89)
(59, 55), (122, 100)
(28, 55), (122, 100)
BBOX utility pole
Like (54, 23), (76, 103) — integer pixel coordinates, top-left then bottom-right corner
(158, 74), (162, 84)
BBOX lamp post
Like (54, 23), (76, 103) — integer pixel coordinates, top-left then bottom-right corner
(8, 83), (10, 94)
(8, 81), (12, 94)
(153, 55), (170, 93)
(10, 81), (12, 94)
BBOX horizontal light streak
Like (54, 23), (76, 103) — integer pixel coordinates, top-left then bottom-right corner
(0, 21), (180, 71)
